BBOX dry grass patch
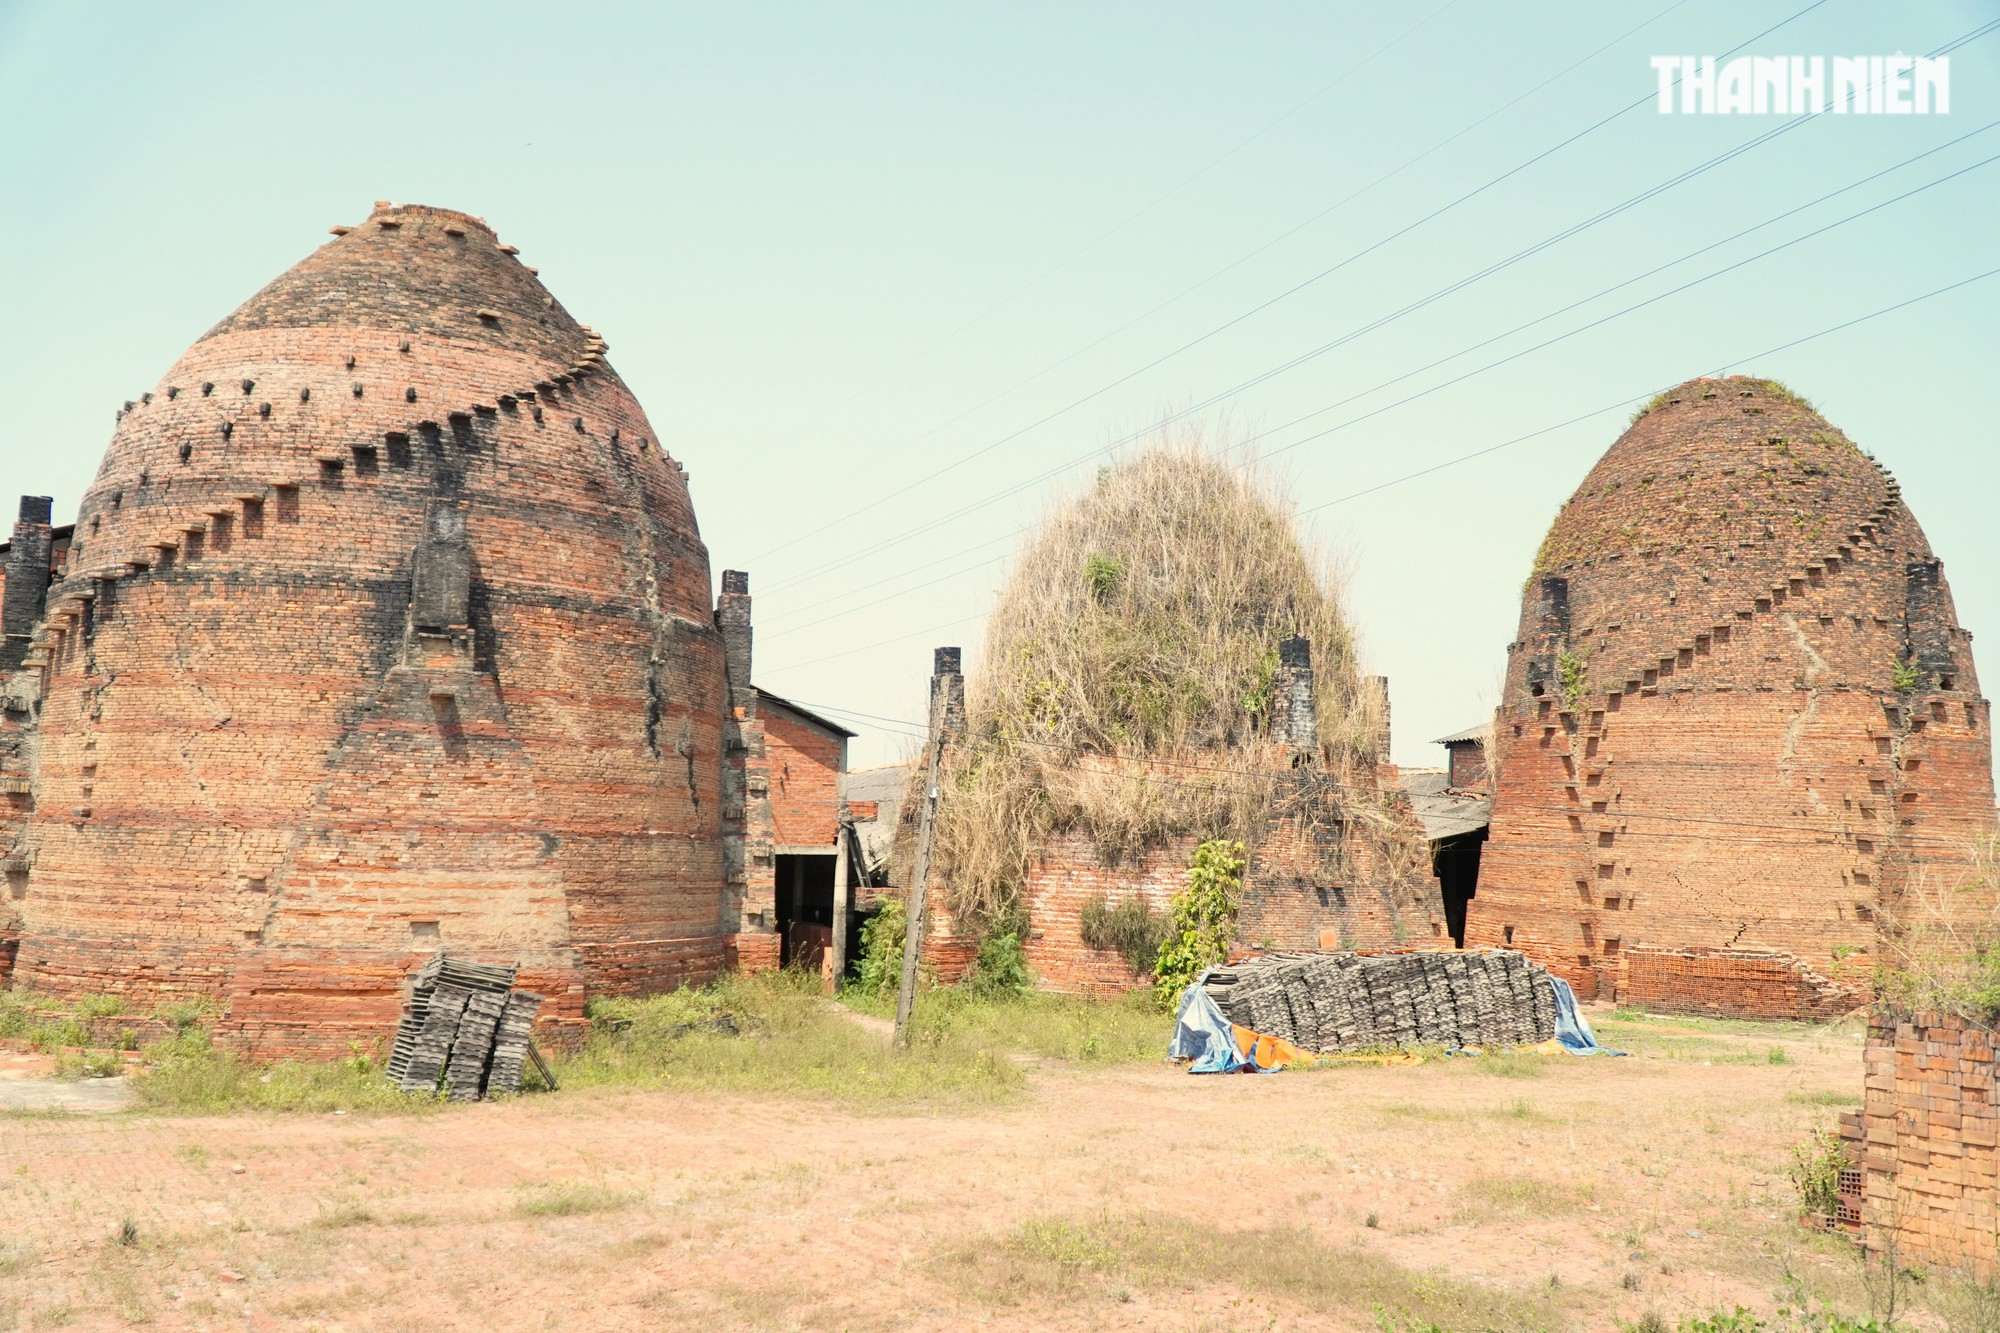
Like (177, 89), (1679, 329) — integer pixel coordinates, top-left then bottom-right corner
(559, 970), (1025, 1106)
(936, 1211), (1569, 1329)
(933, 439), (1417, 936)
(512, 1182), (642, 1218)
(1459, 1175), (1597, 1220)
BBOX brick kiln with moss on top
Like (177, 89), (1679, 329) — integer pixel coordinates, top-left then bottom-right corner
(1470, 376), (1995, 1016)
(0, 203), (803, 1051)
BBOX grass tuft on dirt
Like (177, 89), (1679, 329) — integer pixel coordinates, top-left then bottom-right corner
(555, 969), (1025, 1105)
(936, 1210), (1569, 1328)
(512, 1182), (641, 1218)
(846, 983), (1173, 1063)
(132, 1028), (443, 1116)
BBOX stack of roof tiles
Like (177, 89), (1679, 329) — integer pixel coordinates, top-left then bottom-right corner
(387, 955), (544, 1100)
(1201, 949), (1557, 1052)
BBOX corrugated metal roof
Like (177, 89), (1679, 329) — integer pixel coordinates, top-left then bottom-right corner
(1432, 723), (1489, 746)
(1397, 769), (1491, 842)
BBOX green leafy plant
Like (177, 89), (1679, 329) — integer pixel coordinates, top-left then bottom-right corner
(1083, 551), (1121, 604)
(966, 923), (1033, 998)
(1789, 1123), (1845, 1222)
(1154, 839), (1244, 1008)
(1680, 1310), (1767, 1332)
(853, 898), (907, 999)
(1080, 895), (1171, 977)
(1892, 658), (1921, 692)
(1557, 644), (1591, 711)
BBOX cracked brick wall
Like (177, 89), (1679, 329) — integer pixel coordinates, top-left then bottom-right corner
(1472, 377), (1995, 1015)
(4, 204), (743, 1053)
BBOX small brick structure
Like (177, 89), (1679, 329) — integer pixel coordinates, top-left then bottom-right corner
(1841, 1012), (1999, 1277)
(0, 203), (835, 1052)
(1473, 377), (1995, 1016)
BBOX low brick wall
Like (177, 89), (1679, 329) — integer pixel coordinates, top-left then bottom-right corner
(1620, 946), (1864, 1021)
(1841, 1014), (1999, 1277)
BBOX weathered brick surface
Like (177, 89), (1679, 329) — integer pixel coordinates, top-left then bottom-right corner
(1842, 1015), (2000, 1277)
(1472, 378), (1995, 1014)
(5, 204), (743, 1051)
(920, 761), (1441, 995)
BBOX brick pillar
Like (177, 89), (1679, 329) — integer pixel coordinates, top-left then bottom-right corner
(933, 646), (965, 744)
(717, 569), (753, 712)
(718, 569), (776, 969)
(1, 497), (54, 673)
(1274, 635), (1317, 753)
(1524, 575), (1571, 699)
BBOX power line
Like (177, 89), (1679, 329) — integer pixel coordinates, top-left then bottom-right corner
(748, 0), (1687, 557)
(760, 261), (2000, 674)
(1299, 262), (2000, 517)
(784, 696), (1982, 853)
(754, 0), (1839, 584)
(757, 122), (2000, 636)
(753, 0), (1467, 509)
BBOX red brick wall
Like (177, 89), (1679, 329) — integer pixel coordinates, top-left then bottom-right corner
(5, 204), (736, 1052)
(1473, 377), (1995, 1014)
(1619, 945), (1863, 1019)
(1448, 742), (1488, 790)
(1843, 1014), (1999, 1277)
(761, 704), (843, 848)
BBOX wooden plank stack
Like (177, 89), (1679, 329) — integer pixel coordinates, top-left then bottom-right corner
(387, 954), (546, 1099)
(1201, 949), (1557, 1053)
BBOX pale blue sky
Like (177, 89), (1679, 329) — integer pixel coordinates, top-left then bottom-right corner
(2, 2), (1994, 769)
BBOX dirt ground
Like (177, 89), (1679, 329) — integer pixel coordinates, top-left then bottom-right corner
(0, 1009), (1879, 1332)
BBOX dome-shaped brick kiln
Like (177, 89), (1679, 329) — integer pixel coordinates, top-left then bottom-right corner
(0, 204), (748, 1049)
(1470, 376), (1994, 1017)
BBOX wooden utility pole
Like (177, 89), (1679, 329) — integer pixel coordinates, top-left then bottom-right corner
(893, 648), (958, 1049)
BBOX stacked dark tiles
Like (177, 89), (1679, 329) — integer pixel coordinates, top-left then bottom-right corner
(387, 954), (544, 1099)
(1202, 950), (1557, 1053)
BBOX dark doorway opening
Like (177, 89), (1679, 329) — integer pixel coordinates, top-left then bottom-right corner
(1433, 829), (1487, 948)
(774, 853), (836, 970)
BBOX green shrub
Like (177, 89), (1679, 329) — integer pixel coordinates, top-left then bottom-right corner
(1080, 895), (1170, 977)
(966, 925), (1033, 998)
(853, 898), (907, 999)
(1557, 644), (1590, 711)
(1789, 1124), (1845, 1221)
(1154, 839), (1244, 1009)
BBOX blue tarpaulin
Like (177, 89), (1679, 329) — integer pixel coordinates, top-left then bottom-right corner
(1167, 969), (1255, 1073)
(1549, 976), (1618, 1055)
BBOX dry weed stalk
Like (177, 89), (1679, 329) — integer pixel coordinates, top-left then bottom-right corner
(1876, 832), (2000, 1023)
(932, 435), (1391, 931)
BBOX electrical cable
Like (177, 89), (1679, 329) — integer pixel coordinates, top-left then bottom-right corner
(753, 0), (1844, 580)
(758, 116), (2000, 635)
(749, 0), (1688, 549)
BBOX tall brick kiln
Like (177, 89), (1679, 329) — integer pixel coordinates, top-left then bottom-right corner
(0, 203), (791, 1051)
(1469, 376), (1995, 1017)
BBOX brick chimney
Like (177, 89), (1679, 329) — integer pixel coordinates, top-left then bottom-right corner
(1, 497), (54, 672)
(1274, 635), (1317, 752)
(717, 569), (753, 714)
